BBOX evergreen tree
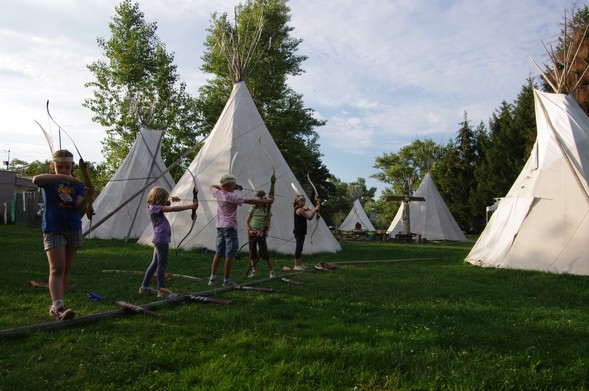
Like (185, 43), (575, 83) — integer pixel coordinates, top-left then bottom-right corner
(434, 113), (479, 232)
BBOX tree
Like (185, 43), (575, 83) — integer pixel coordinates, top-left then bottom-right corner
(84, 0), (201, 178)
(372, 138), (443, 195)
(8, 159), (49, 177)
(540, 5), (589, 113)
(472, 79), (536, 224)
(434, 113), (480, 232)
(197, 0), (329, 204)
(371, 138), (444, 230)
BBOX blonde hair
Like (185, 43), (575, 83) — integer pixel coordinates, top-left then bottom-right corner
(220, 174), (236, 187)
(147, 187), (169, 206)
(50, 149), (75, 174)
(293, 195), (305, 208)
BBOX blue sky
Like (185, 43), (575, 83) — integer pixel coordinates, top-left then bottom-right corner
(0, 0), (571, 195)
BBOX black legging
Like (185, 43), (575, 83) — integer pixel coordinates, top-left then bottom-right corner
(294, 233), (305, 259)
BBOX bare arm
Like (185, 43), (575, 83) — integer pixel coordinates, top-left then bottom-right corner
(245, 210), (254, 235)
(296, 206), (319, 221)
(244, 197), (274, 205)
(33, 173), (79, 186)
(162, 202), (199, 213)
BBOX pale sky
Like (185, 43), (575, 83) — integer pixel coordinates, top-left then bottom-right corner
(0, 0), (571, 195)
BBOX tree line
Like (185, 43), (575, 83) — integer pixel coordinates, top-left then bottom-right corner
(9, 0), (589, 233)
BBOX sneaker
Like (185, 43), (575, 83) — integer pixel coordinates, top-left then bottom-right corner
(269, 271), (276, 278)
(222, 279), (235, 287)
(50, 305), (76, 321)
(157, 288), (177, 298)
(138, 286), (156, 295)
(208, 276), (216, 286)
(248, 270), (257, 278)
(293, 265), (307, 271)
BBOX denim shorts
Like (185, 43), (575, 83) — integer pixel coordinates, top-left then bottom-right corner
(215, 227), (238, 257)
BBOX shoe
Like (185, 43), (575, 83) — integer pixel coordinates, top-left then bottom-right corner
(50, 305), (76, 321)
(293, 265), (307, 271)
(138, 286), (156, 295)
(222, 279), (235, 287)
(269, 271), (276, 278)
(248, 270), (257, 278)
(208, 276), (216, 286)
(322, 262), (336, 271)
(157, 288), (177, 298)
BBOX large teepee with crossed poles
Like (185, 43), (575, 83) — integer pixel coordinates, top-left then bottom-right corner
(466, 20), (589, 275)
(138, 81), (341, 254)
(139, 4), (340, 254)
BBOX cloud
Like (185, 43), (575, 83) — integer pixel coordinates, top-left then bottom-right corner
(0, 0), (571, 195)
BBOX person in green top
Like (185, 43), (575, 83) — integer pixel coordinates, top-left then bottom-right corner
(245, 190), (275, 278)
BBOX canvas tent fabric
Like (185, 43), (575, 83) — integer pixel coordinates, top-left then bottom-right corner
(339, 199), (376, 231)
(386, 172), (467, 241)
(82, 126), (175, 240)
(466, 89), (589, 275)
(138, 81), (341, 255)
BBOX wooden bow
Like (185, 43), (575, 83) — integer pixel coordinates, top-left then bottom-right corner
(306, 172), (320, 244)
(176, 169), (198, 253)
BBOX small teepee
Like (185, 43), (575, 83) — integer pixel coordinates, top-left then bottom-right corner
(82, 125), (175, 240)
(387, 172), (467, 241)
(465, 89), (589, 274)
(339, 199), (376, 232)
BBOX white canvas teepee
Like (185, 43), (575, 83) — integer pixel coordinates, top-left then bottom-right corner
(387, 172), (467, 241)
(466, 90), (589, 275)
(82, 125), (175, 240)
(138, 81), (341, 254)
(339, 199), (376, 231)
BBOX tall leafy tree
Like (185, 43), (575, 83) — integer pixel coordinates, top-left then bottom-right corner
(197, 0), (329, 201)
(84, 0), (201, 177)
(372, 138), (443, 229)
(372, 138), (443, 195)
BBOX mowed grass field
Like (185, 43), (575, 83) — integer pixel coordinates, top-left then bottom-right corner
(1, 224), (588, 390)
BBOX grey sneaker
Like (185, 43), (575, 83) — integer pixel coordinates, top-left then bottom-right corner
(293, 265), (307, 271)
(269, 271), (276, 278)
(222, 279), (235, 287)
(208, 276), (216, 286)
(138, 286), (156, 295)
(248, 270), (257, 278)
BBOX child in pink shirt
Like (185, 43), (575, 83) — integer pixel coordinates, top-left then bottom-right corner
(208, 174), (273, 287)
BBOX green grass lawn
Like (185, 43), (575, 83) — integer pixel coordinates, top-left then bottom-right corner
(1, 224), (588, 390)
